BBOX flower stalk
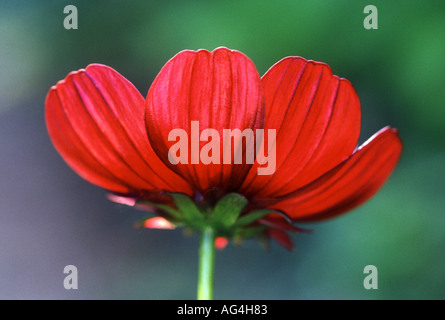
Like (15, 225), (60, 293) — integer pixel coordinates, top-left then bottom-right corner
(197, 226), (216, 300)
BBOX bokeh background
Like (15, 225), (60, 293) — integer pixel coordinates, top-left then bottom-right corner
(1, 0), (444, 299)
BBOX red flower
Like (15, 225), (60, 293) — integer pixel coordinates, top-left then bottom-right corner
(45, 47), (402, 249)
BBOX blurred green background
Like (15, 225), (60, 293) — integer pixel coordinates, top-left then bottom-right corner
(0, 0), (444, 299)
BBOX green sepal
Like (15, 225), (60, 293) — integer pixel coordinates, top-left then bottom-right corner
(168, 193), (205, 221)
(233, 209), (275, 227)
(235, 225), (266, 238)
(136, 200), (183, 220)
(212, 193), (248, 227)
(137, 193), (276, 243)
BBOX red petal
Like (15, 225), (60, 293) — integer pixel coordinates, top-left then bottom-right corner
(106, 193), (137, 206)
(45, 64), (193, 195)
(240, 57), (361, 198)
(271, 127), (402, 221)
(266, 228), (294, 250)
(143, 217), (176, 229)
(259, 216), (313, 233)
(214, 237), (229, 250)
(145, 47), (264, 194)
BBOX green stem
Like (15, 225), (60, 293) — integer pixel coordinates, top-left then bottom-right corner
(197, 226), (216, 300)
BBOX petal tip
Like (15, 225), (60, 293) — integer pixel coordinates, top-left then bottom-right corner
(143, 217), (176, 230)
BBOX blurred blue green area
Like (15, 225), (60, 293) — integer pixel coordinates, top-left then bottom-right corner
(0, 0), (444, 299)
